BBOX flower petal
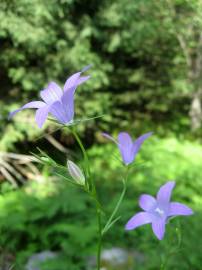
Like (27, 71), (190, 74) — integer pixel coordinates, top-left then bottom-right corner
(35, 105), (50, 128)
(131, 132), (153, 157)
(125, 212), (152, 230)
(117, 132), (134, 165)
(40, 82), (63, 104)
(168, 202), (193, 216)
(77, 75), (90, 85)
(49, 85), (77, 124)
(61, 86), (76, 122)
(63, 72), (81, 91)
(139, 194), (156, 211)
(64, 66), (91, 91)
(157, 181), (175, 205)
(49, 101), (67, 124)
(9, 101), (45, 119)
(152, 218), (166, 240)
(102, 133), (118, 144)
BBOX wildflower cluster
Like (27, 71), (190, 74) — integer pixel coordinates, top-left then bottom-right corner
(9, 66), (193, 269)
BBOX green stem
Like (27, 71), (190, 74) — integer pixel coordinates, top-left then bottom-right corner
(92, 184), (102, 270)
(96, 204), (102, 270)
(71, 128), (89, 171)
(102, 166), (129, 235)
(160, 222), (182, 270)
(70, 127), (102, 270)
(71, 128), (92, 190)
(102, 178), (126, 235)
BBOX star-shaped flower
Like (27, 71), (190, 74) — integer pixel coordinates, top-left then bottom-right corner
(9, 65), (91, 128)
(125, 181), (193, 240)
(102, 131), (152, 165)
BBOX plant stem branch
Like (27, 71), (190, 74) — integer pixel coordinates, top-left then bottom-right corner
(96, 203), (102, 270)
(102, 166), (130, 235)
(102, 178), (126, 235)
(71, 128), (92, 190)
(70, 127), (103, 270)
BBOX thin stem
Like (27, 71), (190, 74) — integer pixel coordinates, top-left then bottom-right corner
(71, 128), (89, 172)
(102, 166), (130, 235)
(102, 178), (126, 235)
(69, 127), (103, 270)
(71, 128), (92, 190)
(160, 221), (182, 269)
(92, 183), (102, 270)
(96, 204), (102, 270)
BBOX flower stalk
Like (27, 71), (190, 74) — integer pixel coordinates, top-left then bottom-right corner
(70, 127), (103, 269)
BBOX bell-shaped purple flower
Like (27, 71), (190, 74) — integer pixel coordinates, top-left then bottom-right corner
(9, 66), (91, 128)
(102, 131), (152, 165)
(125, 181), (193, 240)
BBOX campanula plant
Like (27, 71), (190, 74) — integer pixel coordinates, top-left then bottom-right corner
(125, 181), (193, 240)
(9, 66), (193, 270)
(102, 131), (153, 165)
(9, 65), (91, 128)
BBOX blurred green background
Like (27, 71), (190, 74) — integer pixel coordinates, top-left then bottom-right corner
(0, 0), (202, 269)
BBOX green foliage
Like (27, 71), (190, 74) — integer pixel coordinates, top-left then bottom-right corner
(0, 137), (201, 269)
(2, 0), (202, 150)
(0, 179), (97, 269)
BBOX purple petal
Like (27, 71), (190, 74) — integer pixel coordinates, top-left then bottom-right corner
(61, 86), (75, 122)
(49, 101), (68, 124)
(152, 218), (166, 240)
(125, 212), (152, 230)
(63, 72), (81, 91)
(40, 82), (62, 104)
(9, 101), (45, 119)
(157, 181), (175, 205)
(77, 76), (90, 85)
(63, 66), (90, 91)
(35, 105), (50, 128)
(49, 85), (77, 124)
(139, 194), (156, 211)
(131, 132), (153, 157)
(102, 133), (118, 144)
(117, 132), (134, 165)
(168, 202), (193, 216)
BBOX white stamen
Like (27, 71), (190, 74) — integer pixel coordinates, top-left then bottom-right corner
(155, 207), (164, 216)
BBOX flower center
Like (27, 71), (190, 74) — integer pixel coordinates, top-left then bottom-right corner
(154, 207), (164, 216)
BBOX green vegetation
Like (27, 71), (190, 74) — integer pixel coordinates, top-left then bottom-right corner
(1, 0), (202, 269)
(0, 138), (201, 269)
(1, 0), (202, 149)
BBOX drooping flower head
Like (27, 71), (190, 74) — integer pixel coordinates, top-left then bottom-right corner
(102, 131), (152, 165)
(125, 181), (193, 240)
(9, 65), (91, 128)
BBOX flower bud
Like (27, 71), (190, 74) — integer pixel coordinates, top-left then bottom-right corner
(67, 160), (85, 185)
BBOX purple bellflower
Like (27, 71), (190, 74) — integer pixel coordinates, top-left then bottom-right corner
(125, 181), (193, 240)
(102, 132), (152, 165)
(9, 66), (91, 128)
